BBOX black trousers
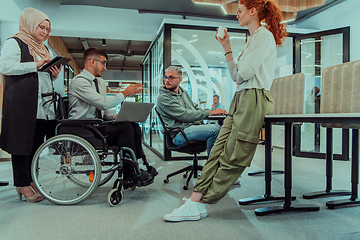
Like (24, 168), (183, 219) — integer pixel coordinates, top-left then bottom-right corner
(96, 122), (145, 179)
(12, 119), (57, 187)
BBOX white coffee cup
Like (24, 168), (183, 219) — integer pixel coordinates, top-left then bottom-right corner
(217, 26), (227, 39)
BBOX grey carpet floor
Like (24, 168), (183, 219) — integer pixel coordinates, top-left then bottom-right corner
(1, 145), (360, 240)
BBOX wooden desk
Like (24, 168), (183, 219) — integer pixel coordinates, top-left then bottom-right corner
(245, 113), (360, 216)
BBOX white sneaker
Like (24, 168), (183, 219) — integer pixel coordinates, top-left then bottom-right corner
(164, 198), (201, 222)
(198, 202), (207, 218)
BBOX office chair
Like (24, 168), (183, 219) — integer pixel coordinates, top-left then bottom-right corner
(155, 108), (207, 190)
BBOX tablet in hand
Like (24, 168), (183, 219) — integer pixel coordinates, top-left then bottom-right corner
(38, 56), (71, 73)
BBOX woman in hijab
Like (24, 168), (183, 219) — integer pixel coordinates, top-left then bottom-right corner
(0, 7), (62, 202)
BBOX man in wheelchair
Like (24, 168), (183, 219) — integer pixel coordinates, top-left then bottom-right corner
(67, 47), (157, 189)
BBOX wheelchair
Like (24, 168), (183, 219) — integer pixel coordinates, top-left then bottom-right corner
(31, 92), (154, 206)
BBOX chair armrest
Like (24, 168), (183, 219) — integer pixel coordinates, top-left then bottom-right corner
(165, 127), (192, 144)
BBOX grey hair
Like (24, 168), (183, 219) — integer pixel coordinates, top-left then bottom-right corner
(165, 65), (182, 76)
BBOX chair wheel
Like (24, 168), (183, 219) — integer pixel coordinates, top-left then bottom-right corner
(164, 179), (169, 183)
(107, 189), (123, 207)
(183, 174), (187, 178)
(183, 186), (188, 190)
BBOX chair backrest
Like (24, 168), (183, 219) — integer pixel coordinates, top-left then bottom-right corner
(320, 60), (360, 128)
(154, 107), (207, 154)
(270, 73), (305, 115)
(154, 107), (178, 150)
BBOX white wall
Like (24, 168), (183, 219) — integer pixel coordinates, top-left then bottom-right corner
(0, 22), (19, 47)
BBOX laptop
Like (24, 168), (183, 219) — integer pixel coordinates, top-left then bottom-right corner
(114, 102), (154, 122)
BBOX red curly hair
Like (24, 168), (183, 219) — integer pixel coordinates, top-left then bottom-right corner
(239, 0), (288, 47)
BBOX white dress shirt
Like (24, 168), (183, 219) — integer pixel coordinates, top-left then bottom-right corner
(227, 25), (276, 92)
(68, 69), (125, 119)
(0, 38), (57, 120)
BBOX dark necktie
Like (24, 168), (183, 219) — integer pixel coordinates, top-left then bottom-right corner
(93, 78), (102, 119)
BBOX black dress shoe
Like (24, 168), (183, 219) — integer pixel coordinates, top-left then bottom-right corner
(147, 166), (158, 178)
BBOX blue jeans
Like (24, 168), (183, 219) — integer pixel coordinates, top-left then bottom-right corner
(173, 124), (221, 156)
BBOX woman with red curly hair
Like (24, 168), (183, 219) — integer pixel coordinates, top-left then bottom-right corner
(163, 0), (288, 222)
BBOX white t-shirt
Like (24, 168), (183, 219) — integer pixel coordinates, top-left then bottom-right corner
(0, 38), (57, 120)
(227, 25), (276, 92)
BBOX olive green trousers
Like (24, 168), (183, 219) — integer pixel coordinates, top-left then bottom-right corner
(193, 89), (273, 204)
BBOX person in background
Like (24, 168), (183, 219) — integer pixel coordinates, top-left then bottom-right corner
(163, 0), (287, 222)
(156, 66), (227, 157)
(211, 94), (225, 111)
(0, 8), (62, 202)
(68, 47), (157, 188)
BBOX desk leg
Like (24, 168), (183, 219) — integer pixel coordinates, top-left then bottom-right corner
(304, 128), (351, 199)
(239, 122), (290, 205)
(326, 129), (360, 209)
(255, 122), (319, 216)
(248, 124), (284, 176)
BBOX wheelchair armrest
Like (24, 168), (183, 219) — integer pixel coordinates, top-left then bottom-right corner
(58, 119), (103, 125)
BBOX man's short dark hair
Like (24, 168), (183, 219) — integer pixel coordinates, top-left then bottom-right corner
(213, 94), (220, 99)
(83, 47), (108, 63)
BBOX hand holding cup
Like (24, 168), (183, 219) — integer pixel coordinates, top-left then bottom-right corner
(216, 26), (227, 39)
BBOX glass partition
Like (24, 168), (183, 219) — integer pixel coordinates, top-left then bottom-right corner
(150, 32), (164, 154)
(171, 28), (246, 111)
(142, 23), (247, 160)
(300, 33), (344, 154)
(275, 36), (293, 79)
(142, 55), (151, 146)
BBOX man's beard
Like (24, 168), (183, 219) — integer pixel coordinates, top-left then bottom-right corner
(165, 85), (177, 92)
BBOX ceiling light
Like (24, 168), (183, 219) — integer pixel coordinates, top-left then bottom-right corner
(280, 19), (296, 24)
(189, 39), (198, 43)
(193, 2), (227, 14)
(220, 5), (227, 14)
(80, 38), (89, 50)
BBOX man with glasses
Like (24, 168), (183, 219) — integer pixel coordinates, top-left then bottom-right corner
(68, 47), (157, 188)
(156, 66), (226, 156)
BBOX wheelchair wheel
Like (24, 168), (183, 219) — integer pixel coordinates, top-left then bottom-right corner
(107, 188), (123, 207)
(31, 134), (101, 205)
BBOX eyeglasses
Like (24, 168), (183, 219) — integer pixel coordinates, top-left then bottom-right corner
(163, 76), (181, 81)
(37, 25), (51, 33)
(92, 59), (107, 67)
